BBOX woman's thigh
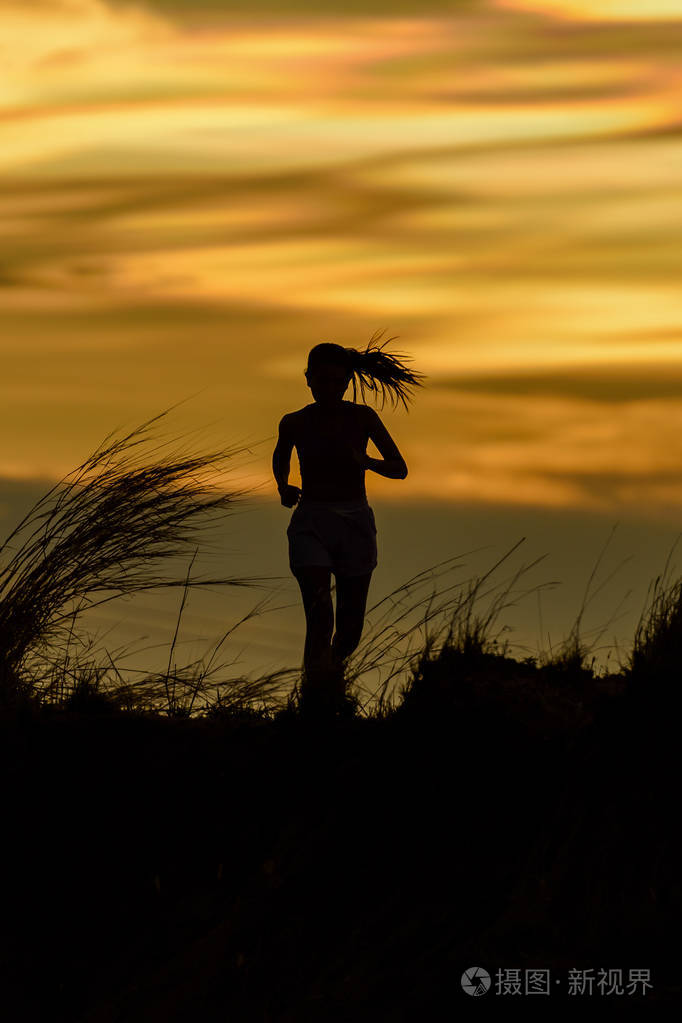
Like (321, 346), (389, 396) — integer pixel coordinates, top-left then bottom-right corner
(334, 570), (373, 617)
(293, 565), (333, 614)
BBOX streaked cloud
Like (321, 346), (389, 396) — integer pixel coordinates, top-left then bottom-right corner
(496, 0), (682, 22)
(1, 0), (681, 525)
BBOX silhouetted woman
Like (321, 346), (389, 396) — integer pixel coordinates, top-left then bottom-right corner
(272, 333), (426, 715)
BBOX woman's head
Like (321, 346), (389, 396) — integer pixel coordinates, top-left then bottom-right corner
(305, 331), (427, 411)
(305, 343), (352, 406)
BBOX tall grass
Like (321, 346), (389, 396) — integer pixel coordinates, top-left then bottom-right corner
(625, 535), (682, 695)
(535, 523), (635, 681)
(340, 537), (559, 716)
(337, 525), (645, 719)
(0, 403), (279, 710)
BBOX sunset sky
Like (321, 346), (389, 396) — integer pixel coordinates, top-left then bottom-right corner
(2, 0), (681, 688)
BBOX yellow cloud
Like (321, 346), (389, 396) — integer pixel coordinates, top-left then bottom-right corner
(495, 0), (682, 20)
(2, 0), (681, 530)
(382, 391), (682, 517)
(0, 0), (173, 105)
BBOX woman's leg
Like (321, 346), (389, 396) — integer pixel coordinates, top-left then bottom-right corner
(331, 570), (373, 668)
(292, 565), (334, 679)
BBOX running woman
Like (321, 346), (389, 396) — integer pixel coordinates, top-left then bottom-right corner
(272, 334), (425, 715)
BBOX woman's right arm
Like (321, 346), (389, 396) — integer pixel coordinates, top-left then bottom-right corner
(272, 415), (301, 506)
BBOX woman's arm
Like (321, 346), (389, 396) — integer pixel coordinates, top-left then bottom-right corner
(357, 408), (408, 480)
(272, 415), (301, 506)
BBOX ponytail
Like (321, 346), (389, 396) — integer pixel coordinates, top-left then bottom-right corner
(346, 329), (427, 412)
(307, 330), (427, 411)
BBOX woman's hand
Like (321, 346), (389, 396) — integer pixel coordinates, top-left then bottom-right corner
(279, 484), (301, 508)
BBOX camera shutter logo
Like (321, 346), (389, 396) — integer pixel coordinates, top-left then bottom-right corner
(461, 967), (491, 996)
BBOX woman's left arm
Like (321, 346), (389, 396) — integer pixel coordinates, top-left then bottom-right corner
(354, 408), (407, 480)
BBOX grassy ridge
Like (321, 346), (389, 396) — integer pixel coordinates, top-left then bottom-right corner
(1, 641), (678, 1020)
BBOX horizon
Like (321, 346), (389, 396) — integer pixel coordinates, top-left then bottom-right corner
(3, 473), (681, 691)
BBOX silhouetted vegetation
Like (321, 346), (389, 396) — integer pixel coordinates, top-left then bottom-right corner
(1, 419), (679, 1018)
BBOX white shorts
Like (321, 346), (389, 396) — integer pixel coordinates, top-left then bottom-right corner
(287, 498), (378, 577)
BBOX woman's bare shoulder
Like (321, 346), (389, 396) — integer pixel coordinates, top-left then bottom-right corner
(355, 402), (381, 426)
(277, 407), (308, 437)
(281, 406), (311, 422)
(346, 401), (376, 416)
(281, 405), (315, 436)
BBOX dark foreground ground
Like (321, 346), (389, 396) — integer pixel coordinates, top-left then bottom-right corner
(1, 653), (679, 1019)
